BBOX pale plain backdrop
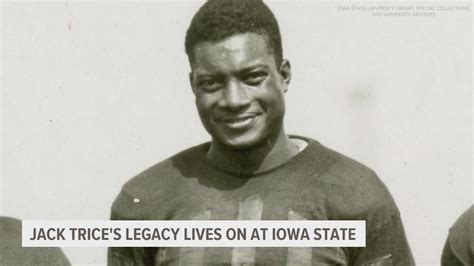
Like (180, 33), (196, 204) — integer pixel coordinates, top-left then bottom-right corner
(1, 1), (472, 265)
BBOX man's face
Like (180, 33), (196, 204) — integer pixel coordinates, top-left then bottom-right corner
(190, 33), (291, 150)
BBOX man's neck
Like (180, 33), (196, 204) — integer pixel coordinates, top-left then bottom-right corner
(206, 130), (300, 175)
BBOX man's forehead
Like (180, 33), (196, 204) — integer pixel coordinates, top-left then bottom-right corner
(191, 33), (275, 72)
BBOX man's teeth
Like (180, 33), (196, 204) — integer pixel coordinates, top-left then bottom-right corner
(222, 116), (255, 125)
(231, 117), (251, 122)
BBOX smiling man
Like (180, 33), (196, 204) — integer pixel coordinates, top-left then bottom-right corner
(108, 0), (414, 265)
(191, 31), (296, 175)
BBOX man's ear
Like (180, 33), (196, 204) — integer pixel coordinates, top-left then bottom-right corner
(279, 59), (291, 93)
(189, 72), (196, 95)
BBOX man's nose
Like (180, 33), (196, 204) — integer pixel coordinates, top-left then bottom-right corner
(218, 80), (250, 110)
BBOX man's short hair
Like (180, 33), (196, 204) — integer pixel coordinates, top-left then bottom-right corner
(185, 0), (283, 66)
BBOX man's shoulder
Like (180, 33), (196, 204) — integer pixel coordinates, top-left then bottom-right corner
(110, 143), (209, 218)
(124, 142), (208, 190)
(0, 216), (71, 266)
(448, 206), (474, 252)
(304, 138), (399, 219)
(306, 138), (383, 189)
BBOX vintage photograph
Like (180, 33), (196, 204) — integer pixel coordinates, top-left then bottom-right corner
(1, 0), (472, 265)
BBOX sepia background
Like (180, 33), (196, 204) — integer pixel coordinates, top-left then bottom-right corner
(2, 1), (472, 265)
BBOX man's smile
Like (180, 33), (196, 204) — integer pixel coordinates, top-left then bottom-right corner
(216, 113), (261, 130)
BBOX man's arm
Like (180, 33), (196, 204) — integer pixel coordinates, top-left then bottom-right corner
(108, 246), (157, 266)
(326, 166), (415, 266)
(107, 190), (157, 266)
(350, 213), (414, 266)
(440, 205), (473, 266)
(441, 238), (465, 266)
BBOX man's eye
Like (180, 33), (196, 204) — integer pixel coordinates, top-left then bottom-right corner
(244, 72), (267, 84)
(198, 79), (220, 91)
(200, 80), (215, 86)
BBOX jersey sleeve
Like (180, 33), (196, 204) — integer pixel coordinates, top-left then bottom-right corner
(351, 213), (414, 265)
(334, 168), (414, 266)
(107, 189), (157, 266)
(440, 205), (473, 266)
(441, 237), (465, 266)
(0, 217), (71, 266)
